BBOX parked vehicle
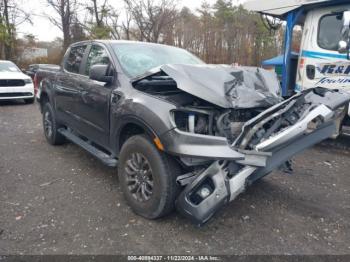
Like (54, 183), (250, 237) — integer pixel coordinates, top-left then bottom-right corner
(37, 40), (349, 225)
(0, 60), (34, 104)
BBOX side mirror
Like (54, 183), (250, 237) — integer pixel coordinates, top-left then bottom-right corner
(338, 11), (350, 54)
(339, 40), (348, 53)
(89, 64), (113, 83)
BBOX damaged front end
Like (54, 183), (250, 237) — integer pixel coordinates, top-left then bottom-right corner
(132, 64), (350, 225)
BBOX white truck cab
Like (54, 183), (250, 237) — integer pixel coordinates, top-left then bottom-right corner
(297, 4), (350, 92)
(244, 0), (350, 111)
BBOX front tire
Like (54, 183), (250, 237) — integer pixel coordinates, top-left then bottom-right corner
(118, 135), (180, 219)
(42, 103), (65, 145)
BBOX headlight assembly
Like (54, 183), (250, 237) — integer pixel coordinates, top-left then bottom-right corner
(171, 109), (213, 135)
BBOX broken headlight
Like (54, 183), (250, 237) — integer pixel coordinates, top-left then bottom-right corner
(171, 108), (258, 140)
(171, 109), (212, 135)
(306, 116), (324, 133)
(334, 105), (347, 119)
(306, 105), (346, 133)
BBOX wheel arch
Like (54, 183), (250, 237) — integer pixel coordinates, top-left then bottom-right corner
(38, 78), (54, 113)
(114, 117), (160, 156)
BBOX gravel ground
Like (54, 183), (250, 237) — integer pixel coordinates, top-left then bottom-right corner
(0, 101), (350, 255)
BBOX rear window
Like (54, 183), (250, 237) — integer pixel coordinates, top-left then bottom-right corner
(317, 14), (343, 51)
(64, 45), (87, 74)
(29, 65), (39, 72)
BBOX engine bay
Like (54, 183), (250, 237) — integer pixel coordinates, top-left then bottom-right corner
(133, 72), (323, 151)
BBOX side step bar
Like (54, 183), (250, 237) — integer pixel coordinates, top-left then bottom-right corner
(58, 128), (118, 167)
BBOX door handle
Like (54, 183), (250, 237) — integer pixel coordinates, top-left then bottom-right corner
(79, 90), (90, 104)
(306, 65), (316, 80)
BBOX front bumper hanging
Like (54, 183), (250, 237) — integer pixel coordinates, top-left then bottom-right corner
(176, 88), (349, 226)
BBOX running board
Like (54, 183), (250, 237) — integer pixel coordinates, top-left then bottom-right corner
(58, 128), (118, 167)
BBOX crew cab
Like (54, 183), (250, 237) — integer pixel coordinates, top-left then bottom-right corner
(0, 60), (34, 104)
(37, 40), (350, 225)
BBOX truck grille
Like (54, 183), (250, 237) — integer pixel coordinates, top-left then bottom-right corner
(0, 92), (33, 97)
(0, 79), (25, 87)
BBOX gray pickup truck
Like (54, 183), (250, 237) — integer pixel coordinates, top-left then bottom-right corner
(37, 40), (349, 225)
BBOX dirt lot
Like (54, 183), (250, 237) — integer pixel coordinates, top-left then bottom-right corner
(0, 101), (350, 255)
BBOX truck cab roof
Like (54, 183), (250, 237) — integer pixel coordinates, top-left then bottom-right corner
(69, 40), (178, 49)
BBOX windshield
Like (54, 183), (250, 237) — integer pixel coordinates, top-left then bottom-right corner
(0, 61), (21, 73)
(111, 43), (205, 78)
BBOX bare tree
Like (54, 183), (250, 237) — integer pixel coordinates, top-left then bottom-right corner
(108, 9), (121, 40)
(124, 0), (178, 43)
(46, 0), (77, 50)
(89, 0), (107, 27)
(83, 0), (121, 39)
(70, 15), (86, 42)
(122, 10), (132, 40)
(38, 0), (279, 66)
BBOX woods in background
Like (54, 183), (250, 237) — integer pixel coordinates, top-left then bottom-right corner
(0, 0), (31, 60)
(0, 0), (284, 67)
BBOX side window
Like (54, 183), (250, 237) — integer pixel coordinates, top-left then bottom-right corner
(29, 65), (37, 73)
(85, 45), (110, 75)
(64, 45), (87, 74)
(318, 14), (343, 51)
(33, 65), (39, 73)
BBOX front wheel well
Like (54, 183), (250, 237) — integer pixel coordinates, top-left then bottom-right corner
(118, 123), (149, 151)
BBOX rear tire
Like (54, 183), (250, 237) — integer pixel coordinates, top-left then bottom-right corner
(24, 98), (34, 104)
(42, 103), (65, 145)
(118, 135), (180, 219)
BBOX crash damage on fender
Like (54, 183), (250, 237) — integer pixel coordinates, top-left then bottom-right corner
(132, 64), (350, 225)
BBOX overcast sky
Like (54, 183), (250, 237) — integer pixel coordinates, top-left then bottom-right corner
(17, 0), (237, 42)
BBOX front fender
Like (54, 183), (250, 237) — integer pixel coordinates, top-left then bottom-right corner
(110, 92), (177, 155)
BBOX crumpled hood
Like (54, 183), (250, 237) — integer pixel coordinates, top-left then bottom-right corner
(139, 64), (283, 108)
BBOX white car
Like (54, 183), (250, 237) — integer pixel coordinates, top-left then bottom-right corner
(0, 60), (34, 104)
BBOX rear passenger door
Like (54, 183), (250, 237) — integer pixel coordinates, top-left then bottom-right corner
(55, 44), (87, 129)
(73, 43), (114, 147)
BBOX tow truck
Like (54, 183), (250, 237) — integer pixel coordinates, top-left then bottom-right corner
(244, 0), (350, 124)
